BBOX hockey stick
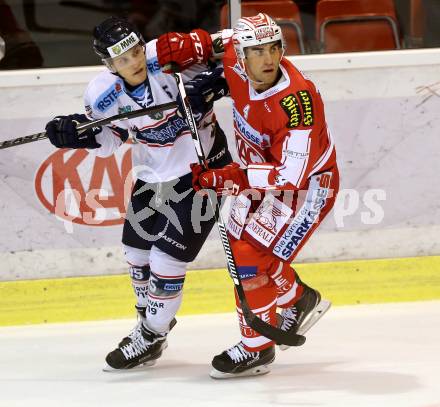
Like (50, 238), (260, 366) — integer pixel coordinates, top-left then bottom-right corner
(171, 69), (305, 347)
(0, 101), (178, 150)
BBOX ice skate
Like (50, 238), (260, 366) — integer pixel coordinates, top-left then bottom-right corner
(103, 318), (176, 371)
(210, 342), (275, 379)
(278, 284), (331, 350)
(117, 306), (151, 348)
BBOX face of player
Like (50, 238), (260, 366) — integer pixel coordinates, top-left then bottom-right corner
(112, 44), (147, 86)
(244, 41), (283, 92)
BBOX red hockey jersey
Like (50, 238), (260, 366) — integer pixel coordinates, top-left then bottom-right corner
(221, 34), (336, 191)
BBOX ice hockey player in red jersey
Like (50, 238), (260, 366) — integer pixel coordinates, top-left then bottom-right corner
(157, 13), (339, 379)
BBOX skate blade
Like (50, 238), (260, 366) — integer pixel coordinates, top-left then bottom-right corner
(209, 364), (271, 379)
(102, 359), (156, 372)
(279, 299), (331, 351)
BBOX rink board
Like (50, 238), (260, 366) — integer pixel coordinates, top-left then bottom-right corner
(1, 255), (440, 326)
(1, 50), (440, 281)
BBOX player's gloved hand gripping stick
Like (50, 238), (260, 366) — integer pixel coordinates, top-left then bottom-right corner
(167, 63), (305, 347)
(0, 101), (178, 150)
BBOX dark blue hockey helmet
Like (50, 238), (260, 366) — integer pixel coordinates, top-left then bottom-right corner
(93, 17), (144, 63)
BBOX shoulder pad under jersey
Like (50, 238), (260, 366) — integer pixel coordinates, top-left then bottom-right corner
(145, 39), (162, 76)
(85, 70), (125, 116)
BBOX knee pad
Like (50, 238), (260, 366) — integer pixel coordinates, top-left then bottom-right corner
(128, 265), (151, 282)
(148, 272), (185, 299)
(149, 246), (187, 277)
(124, 244), (151, 283)
(231, 240), (277, 276)
(124, 244), (150, 269)
(148, 247), (186, 300)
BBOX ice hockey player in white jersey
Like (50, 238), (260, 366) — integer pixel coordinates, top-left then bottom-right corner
(45, 17), (231, 370)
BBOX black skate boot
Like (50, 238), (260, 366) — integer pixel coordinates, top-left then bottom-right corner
(104, 319), (176, 371)
(210, 342), (275, 379)
(118, 305), (146, 348)
(278, 282), (331, 350)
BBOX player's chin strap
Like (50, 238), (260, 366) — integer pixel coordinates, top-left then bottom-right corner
(166, 62), (305, 347)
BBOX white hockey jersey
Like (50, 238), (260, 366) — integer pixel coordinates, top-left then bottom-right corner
(84, 39), (215, 183)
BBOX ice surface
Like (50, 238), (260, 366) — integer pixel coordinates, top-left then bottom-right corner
(0, 301), (439, 407)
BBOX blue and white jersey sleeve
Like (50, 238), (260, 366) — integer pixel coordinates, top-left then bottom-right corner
(84, 72), (130, 157)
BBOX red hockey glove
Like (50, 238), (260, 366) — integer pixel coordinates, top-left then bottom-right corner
(157, 29), (212, 73)
(191, 162), (250, 196)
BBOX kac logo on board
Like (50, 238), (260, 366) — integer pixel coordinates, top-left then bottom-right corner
(34, 145), (133, 227)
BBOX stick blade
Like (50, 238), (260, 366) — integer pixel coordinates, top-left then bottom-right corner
(247, 313), (306, 346)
